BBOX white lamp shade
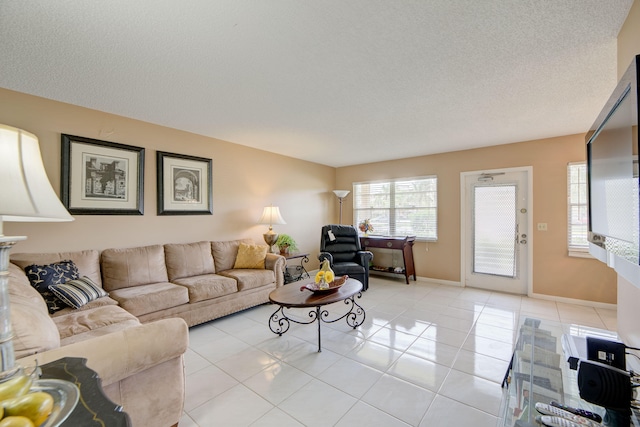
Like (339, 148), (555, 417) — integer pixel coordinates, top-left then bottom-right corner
(0, 124), (74, 223)
(258, 205), (286, 226)
(333, 190), (350, 198)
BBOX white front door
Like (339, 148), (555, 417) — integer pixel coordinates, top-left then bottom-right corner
(461, 168), (531, 294)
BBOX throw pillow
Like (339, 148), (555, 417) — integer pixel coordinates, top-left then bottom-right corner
(24, 260), (79, 314)
(49, 276), (108, 309)
(233, 243), (268, 269)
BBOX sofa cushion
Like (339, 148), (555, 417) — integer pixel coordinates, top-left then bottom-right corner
(49, 276), (109, 309)
(233, 243), (268, 269)
(218, 269), (276, 291)
(211, 239), (253, 272)
(24, 260), (79, 314)
(101, 245), (169, 291)
(172, 274), (238, 303)
(51, 296), (120, 317)
(8, 263), (60, 358)
(53, 305), (140, 342)
(108, 282), (189, 317)
(164, 241), (216, 280)
(11, 250), (103, 286)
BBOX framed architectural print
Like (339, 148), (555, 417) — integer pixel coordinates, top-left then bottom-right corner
(157, 151), (213, 215)
(61, 134), (145, 215)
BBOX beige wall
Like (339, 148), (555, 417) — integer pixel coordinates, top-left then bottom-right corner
(0, 88), (335, 269)
(616, 0), (640, 346)
(618, 0), (640, 78)
(4, 85), (617, 303)
(337, 135), (617, 303)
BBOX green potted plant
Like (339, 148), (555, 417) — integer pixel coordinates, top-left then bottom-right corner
(275, 234), (298, 255)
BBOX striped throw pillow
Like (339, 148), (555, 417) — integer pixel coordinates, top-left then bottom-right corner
(48, 276), (108, 309)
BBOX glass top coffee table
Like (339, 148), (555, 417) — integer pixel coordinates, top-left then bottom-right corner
(268, 278), (365, 352)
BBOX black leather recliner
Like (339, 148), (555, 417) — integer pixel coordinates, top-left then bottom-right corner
(318, 224), (373, 291)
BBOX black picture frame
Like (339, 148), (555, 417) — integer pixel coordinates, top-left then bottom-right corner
(157, 151), (213, 215)
(61, 134), (145, 215)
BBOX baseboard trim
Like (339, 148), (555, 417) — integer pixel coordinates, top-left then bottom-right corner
(414, 276), (463, 287)
(528, 292), (617, 310)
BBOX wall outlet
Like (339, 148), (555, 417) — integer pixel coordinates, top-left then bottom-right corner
(537, 223), (548, 231)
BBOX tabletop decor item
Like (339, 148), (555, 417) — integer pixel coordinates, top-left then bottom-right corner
(257, 205), (287, 253)
(276, 234), (298, 255)
(358, 219), (374, 235)
(314, 259), (335, 290)
(300, 275), (348, 293)
(0, 125), (78, 422)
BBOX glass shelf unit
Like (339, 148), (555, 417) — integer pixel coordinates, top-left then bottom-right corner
(498, 317), (629, 427)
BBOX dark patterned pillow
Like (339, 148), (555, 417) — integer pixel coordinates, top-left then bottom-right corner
(24, 260), (79, 314)
(49, 276), (108, 309)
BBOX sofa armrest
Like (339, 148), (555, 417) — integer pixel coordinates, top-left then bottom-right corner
(265, 253), (286, 287)
(18, 318), (189, 386)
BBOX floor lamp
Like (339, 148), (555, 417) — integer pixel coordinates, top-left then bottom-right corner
(333, 190), (350, 224)
(0, 124), (74, 379)
(258, 205), (286, 253)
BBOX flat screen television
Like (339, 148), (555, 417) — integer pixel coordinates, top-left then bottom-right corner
(586, 55), (639, 269)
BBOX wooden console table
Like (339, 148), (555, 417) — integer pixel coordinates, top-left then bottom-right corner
(360, 236), (416, 284)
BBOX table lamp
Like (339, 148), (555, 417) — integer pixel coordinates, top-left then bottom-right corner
(333, 190), (350, 224)
(0, 124), (74, 379)
(258, 205), (286, 253)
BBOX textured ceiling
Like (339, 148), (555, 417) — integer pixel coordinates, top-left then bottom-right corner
(0, 1), (634, 167)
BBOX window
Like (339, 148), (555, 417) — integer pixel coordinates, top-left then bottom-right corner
(567, 162), (590, 256)
(353, 176), (437, 241)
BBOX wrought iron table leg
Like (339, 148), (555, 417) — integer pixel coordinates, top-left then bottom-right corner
(269, 305), (290, 336)
(316, 306), (322, 352)
(319, 294), (366, 329)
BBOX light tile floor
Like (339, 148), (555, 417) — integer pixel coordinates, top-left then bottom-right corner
(179, 277), (617, 427)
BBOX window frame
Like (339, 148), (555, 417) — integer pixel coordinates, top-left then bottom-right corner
(567, 161), (592, 258)
(352, 175), (438, 242)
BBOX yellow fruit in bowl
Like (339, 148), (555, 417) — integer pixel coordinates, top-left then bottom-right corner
(0, 373), (32, 402)
(2, 391), (54, 427)
(314, 271), (325, 283)
(0, 416), (35, 427)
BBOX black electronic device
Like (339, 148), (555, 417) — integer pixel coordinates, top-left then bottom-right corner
(537, 415), (590, 427)
(585, 336), (626, 370)
(535, 403), (601, 427)
(549, 401), (602, 423)
(577, 359), (632, 411)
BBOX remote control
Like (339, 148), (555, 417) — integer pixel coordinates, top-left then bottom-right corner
(537, 415), (590, 427)
(535, 403), (601, 427)
(549, 401), (602, 423)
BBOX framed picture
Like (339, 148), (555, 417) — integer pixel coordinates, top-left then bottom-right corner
(157, 151), (213, 215)
(61, 134), (145, 215)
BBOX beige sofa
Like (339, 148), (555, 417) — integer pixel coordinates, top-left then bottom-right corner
(99, 239), (285, 327)
(8, 239), (285, 427)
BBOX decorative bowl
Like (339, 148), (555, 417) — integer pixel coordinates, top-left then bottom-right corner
(300, 275), (349, 293)
(31, 379), (80, 427)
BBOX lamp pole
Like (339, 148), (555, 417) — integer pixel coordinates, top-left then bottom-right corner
(332, 190), (350, 224)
